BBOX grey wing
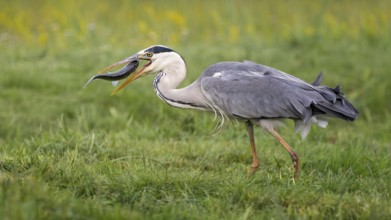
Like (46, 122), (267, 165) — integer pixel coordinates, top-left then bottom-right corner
(199, 62), (327, 122)
(243, 61), (324, 87)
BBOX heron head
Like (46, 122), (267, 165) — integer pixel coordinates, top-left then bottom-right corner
(84, 45), (184, 95)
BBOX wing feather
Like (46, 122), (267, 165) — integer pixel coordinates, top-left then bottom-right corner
(199, 61), (329, 122)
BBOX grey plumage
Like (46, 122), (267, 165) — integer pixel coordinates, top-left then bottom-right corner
(199, 61), (357, 138)
(311, 72), (323, 86)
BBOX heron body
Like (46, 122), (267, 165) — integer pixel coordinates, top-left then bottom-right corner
(85, 45), (358, 179)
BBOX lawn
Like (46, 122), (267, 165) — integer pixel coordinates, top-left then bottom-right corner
(1, 0), (390, 219)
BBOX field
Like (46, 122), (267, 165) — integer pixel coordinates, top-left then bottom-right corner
(1, 0), (390, 219)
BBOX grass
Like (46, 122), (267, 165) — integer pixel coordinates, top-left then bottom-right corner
(1, 0), (391, 219)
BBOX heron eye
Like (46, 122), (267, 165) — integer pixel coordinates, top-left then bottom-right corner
(146, 52), (153, 57)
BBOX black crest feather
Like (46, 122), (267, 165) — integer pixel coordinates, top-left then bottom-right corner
(145, 46), (174, 54)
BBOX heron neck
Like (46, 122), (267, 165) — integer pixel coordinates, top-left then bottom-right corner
(153, 67), (206, 110)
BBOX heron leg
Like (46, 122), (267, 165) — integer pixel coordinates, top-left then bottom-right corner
(246, 121), (259, 175)
(268, 129), (300, 179)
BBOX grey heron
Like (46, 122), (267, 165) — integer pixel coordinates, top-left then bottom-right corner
(84, 45), (358, 179)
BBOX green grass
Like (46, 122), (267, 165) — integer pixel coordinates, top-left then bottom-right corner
(1, 0), (391, 219)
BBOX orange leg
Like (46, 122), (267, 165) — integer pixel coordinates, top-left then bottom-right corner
(268, 129), (300, 179)
(246, 121), (260, 175)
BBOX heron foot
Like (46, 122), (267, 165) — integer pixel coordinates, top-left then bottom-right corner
(247, 159), (260, 175)
(292, 158), (300, 180)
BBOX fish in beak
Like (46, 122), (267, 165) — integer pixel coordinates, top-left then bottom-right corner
(83, 53), (153, 95)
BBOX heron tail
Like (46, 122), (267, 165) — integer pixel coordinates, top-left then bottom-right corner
(294, 85), (357, 139)
(313, 86), (358, 121)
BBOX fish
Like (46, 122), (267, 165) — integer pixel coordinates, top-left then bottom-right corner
(83, 60), (139, 89)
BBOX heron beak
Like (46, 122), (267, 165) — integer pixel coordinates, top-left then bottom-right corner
(111, 54), (152, 95)
(99, 54), (140, 74)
